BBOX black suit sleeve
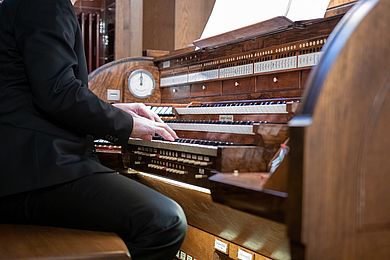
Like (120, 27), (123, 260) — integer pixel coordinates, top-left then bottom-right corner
(14, 0), (133, 145)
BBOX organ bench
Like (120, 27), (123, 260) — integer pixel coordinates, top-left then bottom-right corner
(0, 224), (130, 259)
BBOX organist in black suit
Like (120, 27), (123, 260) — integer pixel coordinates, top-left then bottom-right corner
(0, 0), (186, 259)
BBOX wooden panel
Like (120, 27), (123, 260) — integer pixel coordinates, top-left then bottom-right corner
(256, 71), (300, 92)
(181, 225), (272, 260)
(0, 225), (129, 259)
(288, 0), (390, 259)
(175, 0), (216, 49)
(115, 0), (143, 59)
(194, 17), (293, 50)
(327, 0), (356, 8)
(88, 57), (161, 104)
(134, 173), (289, 259)
(122, 65), (161, 103)
(223, 77), (255, 95)
(74, 0), (103, 11)
(143, 0), (175, 51)
(180, 225), (217, 260)
(191, 81), (222, 97)
(300, 70), (311, 90)
(360, 93), (390, 228)
(161, 85), (191, 100)
(325, 1), (356, 17)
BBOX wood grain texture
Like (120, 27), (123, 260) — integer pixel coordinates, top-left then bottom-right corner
(88, 57), (161, 103)
(181, 225), (273, 260)
(0, 225), (129, 259)
(143, 0), (175, 51)
(223, 77), (255, 95)
(115, 0), (143, 59)
(256, 72), (300, 92)
(180, 225), (218, 260)
(74, 0), (103, 12)
(191, 81), (222, 97)
(175, 0), (216, 49)
(194, 17), (293, 50)
(327, 0), (356, 9)
(134, 173), (290, 259)
(209, 172), (286, 222)
(289, 0), (390, 259)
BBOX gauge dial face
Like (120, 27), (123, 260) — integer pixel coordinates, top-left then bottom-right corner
(128, 69), (155, 99)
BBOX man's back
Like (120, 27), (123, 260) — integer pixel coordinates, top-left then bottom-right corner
(0, 0), (132, 197)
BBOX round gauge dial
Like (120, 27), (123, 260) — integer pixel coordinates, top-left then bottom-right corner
(128, 69), (155, 99)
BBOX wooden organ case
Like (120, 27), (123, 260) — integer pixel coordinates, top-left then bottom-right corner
(89, 1), (390, 259)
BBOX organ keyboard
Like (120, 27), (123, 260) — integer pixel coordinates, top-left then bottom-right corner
(88, 1), (382, 259)
(124, 98), (292, 190)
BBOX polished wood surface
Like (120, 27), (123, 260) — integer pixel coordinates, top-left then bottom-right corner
(181, 225), (273, 260)
(210, 172), (286, 222)
(175, 0), (216, 49)
(0, 225), (129, 259)
(74, 0), (103, 11)
(181, 225), (217, 260)
(157, 16), (341, 104)
(289, 0), (390, 258)
(134, 173), (289, 259)
(88, 57), (161, 103)
(107, 0), (215, 57)
(115, 0), (143, 58)
(143, 0), (175, 51)
(327, 0), (356, 9)
(193, 17), (292, 49)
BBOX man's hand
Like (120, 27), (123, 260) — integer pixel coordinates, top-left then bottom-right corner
(131, 116), (177, 141)
(112, 103), (162, 122)
(112, 103), (178, 141)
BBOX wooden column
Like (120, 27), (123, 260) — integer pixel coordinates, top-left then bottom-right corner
(174, 0), (215, 49)
(115, 0), (215, 57)
(115, 0), (143, 59)
(143, 0), (175, 51)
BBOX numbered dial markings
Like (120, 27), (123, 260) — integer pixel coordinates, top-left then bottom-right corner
(128, 69), (155, 98)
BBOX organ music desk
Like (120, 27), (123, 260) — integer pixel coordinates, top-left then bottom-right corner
(89, 0), (390, 259)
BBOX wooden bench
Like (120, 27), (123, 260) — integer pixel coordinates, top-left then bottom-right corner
(0, 224), (130, 259)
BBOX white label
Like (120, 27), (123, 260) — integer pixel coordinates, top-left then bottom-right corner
(254, 56), (297, 74)
(160, 77), (173, 87)
(297, 52), (322, 67)
(188, 69), (219, 82)
(176, 251), (181, 258)
(107, 89), (121, 101)
(219, 64), (253, 78)
(174, 74), (188, 85)
(186, 255), (193, 260)
(162, 61), (171, 68)
(237, 248), (253, 260)
(219, 115), (234, 122)
(214, 239), (228, 254)
(180, 251), (187, 260)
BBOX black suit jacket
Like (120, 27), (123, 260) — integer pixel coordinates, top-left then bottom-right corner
(0, 0), (133, 197)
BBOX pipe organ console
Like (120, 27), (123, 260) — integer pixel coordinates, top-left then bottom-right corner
(124, 98), (297, 190)
(89, 1), (390, 259)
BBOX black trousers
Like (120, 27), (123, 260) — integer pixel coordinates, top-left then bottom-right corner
(0, 172), (187, 260)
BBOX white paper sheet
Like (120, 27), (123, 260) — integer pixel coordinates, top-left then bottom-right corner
(200, 0), (290, 39)
(199, 0), (330, 40)
(286, 0), (331, 21)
